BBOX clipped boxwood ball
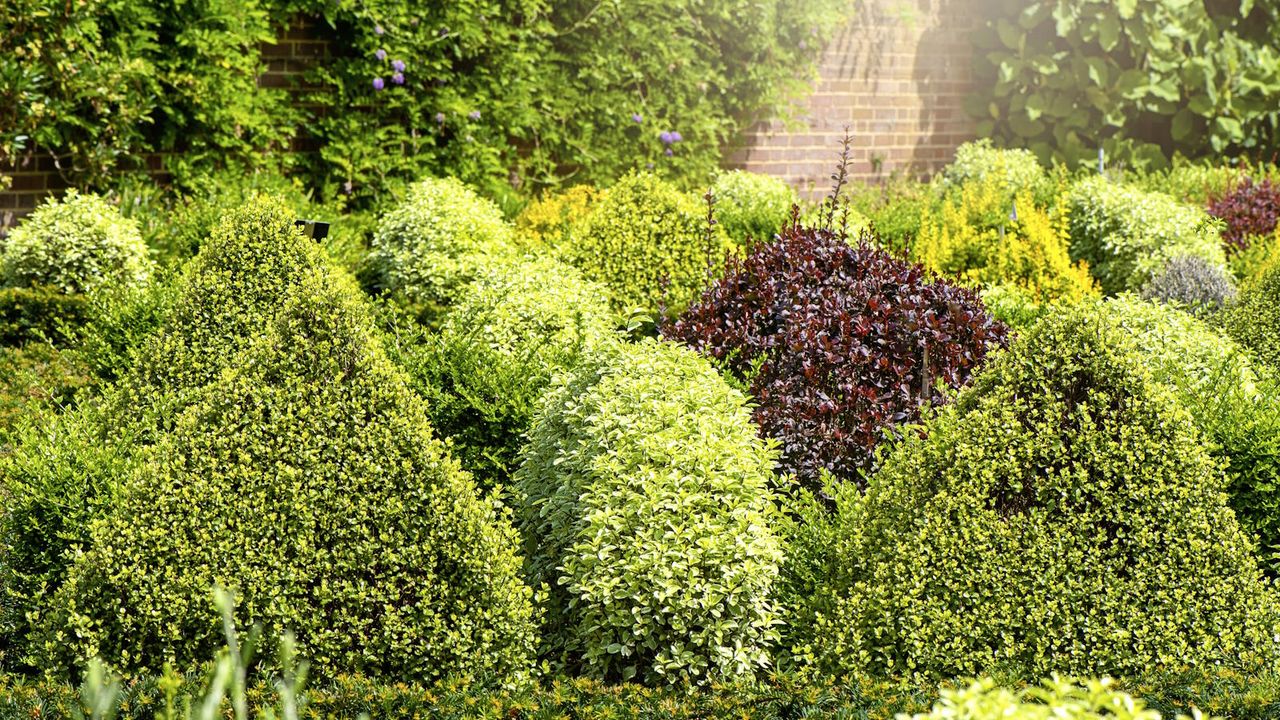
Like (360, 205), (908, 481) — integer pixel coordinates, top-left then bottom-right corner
(370, 177), (516, 309)
(1, 190), (152, 294)
(412, 255), (615, 487)
(1224, 262), (1280, 370)
(710, 170), (797, 245)
(809, 304), (1280, 680)
(516, 338), (782, 686)
(941, 139), (1045, 197)
(565, 171), (729, 315)
(515, 185), (605, 249)
(33, 266), (538, 681)
(1067, 177), (1226, 294)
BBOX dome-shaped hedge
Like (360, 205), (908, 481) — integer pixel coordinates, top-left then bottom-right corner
(710, 170), (797, 245)
(941, 139), (1045, 197)
(515, 338), (782, 686)
(1224, 262), (1280, 370)
(809, 305), (1280, 679)
(565, 171), (728, 315)
(1139, 255), (1237, 316)
(515, 185), (604, 249)
(1105, 296), (1280, 573)
(33, 266), (538, 680)
(413, 255), (615, 486)
(1067, 177), (1226, 294)
(1, 190), (151, 294)
(370, 177), (516, 309)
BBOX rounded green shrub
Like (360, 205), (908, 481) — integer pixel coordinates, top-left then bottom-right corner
(710, 170), (798, 245)
(941, 139), (1045, 197)
(516, 338), (782, 686)
(1, 191), (151, 295)
(1224, 262), (1280, 370)
(32, 264), (538, 680)
(809, 305), (1280, 679)
(369, 177), (516, 310)
(411, 255), (615, 487)
(1105, 296), (1280, 574)
(906, 677), (1166, 720)
(564, 172), (729, 315)
(1067, 177), (1226, 294)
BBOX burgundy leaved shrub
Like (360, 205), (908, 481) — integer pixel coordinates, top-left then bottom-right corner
(664, 222), (1009, 490)
(1208, 178), (1280, 254)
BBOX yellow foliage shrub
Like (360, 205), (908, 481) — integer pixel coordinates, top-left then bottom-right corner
(516, 185), (605, 249)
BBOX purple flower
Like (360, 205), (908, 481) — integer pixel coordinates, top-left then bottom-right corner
(664, 148), (674, 157)
(392, 72), (404, 85)
(659, 131), (673, 145)
(435, 112), (446, 124)
(372, 77), (385, 91)
(469, 110), (482, 120)
(392, 59), (405, 72)
(670, 131), (683, 143)
(646, 162), (655, 170)
(374, 24), (385, 36)
(375, 48), (387, 61)
(632, 113), (643, 123)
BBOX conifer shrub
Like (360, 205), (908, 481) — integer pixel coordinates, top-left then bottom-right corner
(1224, 262), (1280, 370)
(369, 177), (517, 310)
(808, 305), (1280, 680)
(941, 139), (1045, 198)
(0, 191), (152, 295)
(1106, 296), (1280, 573)
(32, 263), (537, 680)
(1139, 255), (1238, 316)
(515, 338), (782, 686)
(515, 185), (604, 249)
(564, 171), (728, 315)
(665, 224), (1008, 490)
(710, 170), (798, 245)
(410, 255), (615, 487)
(912, 178), (1096, 303)
(1066, 177), (1226, 294)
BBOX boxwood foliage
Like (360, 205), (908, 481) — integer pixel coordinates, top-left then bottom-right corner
(939, 140), (1046, 199)
(515, 338), (783, 686)
(806, 305), (1280, 680)
(0, 191), (152, 295)
(515, 185), (605, 249)
(0, 196), (321, 666)
(709, 170), (798, 246)
(564, 171), (729, 316)
(32, 261), (537, 680)
(369, 177), (517, 312)
(1224, 262), (1280, 370)
(1106, 296), (1280, 573)
(1066, 177), (1226, 294)
(408, 255), (615, 487)
(666, 224), (1008, 491)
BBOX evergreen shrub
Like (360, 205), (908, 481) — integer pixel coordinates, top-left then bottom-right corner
(710, 170), (798, 245)
(940, 140), (1045, 198)
(1224, 262), (1280, 370)
(1138, 255), (1237, 316)
(808, 305), (1280, 679)
(1067, 177), (1225, 294)
(410, 255), (615, 487)
(516, 339), (782, 686)
(0, 191), (151, 295)
(369, 177), (516, 310)
(515, 186), (604, 249)
(564, 172), (728, 315)
(666, 224), (1008, 489)
(33, 256), (537, 682)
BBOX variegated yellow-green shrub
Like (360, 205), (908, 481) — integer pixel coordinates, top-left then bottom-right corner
(907, 677), (1181, 720)
(564, 172), (729, 315)
(407, 255), (616, 487)
(913, 177), (1096, 304)
(516, 338), (782, 686)
(805, 304), (1280, 680)
(369, 177), (517, 310)
(709, 170), (798, 245)
(940, 139), (1046, 200)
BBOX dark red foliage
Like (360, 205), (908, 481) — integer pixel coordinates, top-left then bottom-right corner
(1208, 178), (1280, 254)
(663, 222), (1009, 491)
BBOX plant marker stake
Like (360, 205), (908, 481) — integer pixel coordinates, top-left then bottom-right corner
(1009, 199), (1018, 223)
(1098, 147), (1105, 175)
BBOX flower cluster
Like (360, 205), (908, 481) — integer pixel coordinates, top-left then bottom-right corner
(369, 24), (407, 90)
(659, 130), (683, 156)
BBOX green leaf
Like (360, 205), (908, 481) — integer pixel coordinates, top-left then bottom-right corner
(1097, 15), (1121, 52)
(1170, 108), (1195, 141)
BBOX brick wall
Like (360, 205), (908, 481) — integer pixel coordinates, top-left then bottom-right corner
(728, 0), (982, 197)
(2, 4), (984, 228)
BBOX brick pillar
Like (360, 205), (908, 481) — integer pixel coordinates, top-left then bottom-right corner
(727, 0), (983, 197)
